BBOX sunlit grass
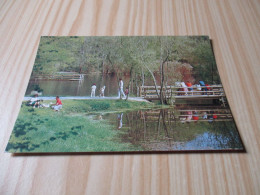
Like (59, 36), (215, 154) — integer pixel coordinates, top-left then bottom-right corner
(6, 99), (155, 153)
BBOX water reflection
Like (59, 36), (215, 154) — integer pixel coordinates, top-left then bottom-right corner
(26, 74), (139, 96)
(102, 105), (244, 151)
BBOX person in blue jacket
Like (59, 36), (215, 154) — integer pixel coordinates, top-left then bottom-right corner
(199, 80), (207, 95)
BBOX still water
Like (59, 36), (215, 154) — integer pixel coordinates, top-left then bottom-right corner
(25, 74), (244, 151)
(26, 74), (138, 97)
(94, 106), (243, 151)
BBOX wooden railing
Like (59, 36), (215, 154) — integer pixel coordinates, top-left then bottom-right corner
(139, 85), (225, 100)
(138, 108), (233, 122)
(31, 74), (84, 81)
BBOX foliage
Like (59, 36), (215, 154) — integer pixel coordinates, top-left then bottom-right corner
(32, 84), (43, 92)
(33, 36), (219, 81)
(6, 99), (154, 153)
(62, 99), (153, 114)
(32, 36), (221, 104)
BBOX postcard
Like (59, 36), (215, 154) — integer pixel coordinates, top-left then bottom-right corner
(6, 36), (245, 153)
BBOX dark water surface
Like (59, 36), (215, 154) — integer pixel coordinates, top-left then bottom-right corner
(96, 106), (244, 151)
(26, 74), (148, 97)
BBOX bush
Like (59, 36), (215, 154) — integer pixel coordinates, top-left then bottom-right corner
(90, 102), (110, 111)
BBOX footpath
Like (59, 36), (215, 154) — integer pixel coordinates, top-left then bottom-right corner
(24, 96), (149, 102)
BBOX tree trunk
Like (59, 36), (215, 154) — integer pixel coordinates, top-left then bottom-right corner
(160, 61), (165, 104)
(159, 56), (169, 104)
(144, 64), (160, 98)
(141, 67), (145, 86)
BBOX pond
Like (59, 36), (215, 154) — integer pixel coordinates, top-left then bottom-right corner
(26, 74), (129, 97)
(93, 105), (244, 151)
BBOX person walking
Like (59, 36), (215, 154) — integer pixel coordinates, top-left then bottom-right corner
(91, 83), (96, 97)
(118, 78), (126, 99)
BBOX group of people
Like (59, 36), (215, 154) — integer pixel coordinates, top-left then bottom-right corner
(90, 84), (106, 97)
(178, 80), (211, 95)
(27, 94), (62, 111)
(180, 110), (218, 123)
(27, 78), (129, 112)
(90, 78), (129, 99)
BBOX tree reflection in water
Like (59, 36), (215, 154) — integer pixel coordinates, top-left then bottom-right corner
(102, 105), (244, 151)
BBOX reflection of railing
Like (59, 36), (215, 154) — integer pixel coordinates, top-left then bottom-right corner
(139, 85), (225, 100)
(31, 74), (84, 81)
(139, 107), (233, 123)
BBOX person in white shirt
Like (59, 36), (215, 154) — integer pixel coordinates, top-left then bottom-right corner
(100, 86), (106, 97)
(29, 94), (39, 108)
(91, 84), (96, 97)
(118, 78), (126, 98)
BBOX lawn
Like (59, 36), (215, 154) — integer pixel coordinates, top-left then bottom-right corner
(6, 99), (155, 153)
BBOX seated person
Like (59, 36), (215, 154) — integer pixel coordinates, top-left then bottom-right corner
(28, 94), (40, 108)
(51, 96), (62, 111)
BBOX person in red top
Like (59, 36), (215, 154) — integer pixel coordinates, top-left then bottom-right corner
(52, 96), (62, 111)
(186, 81), (193, 92)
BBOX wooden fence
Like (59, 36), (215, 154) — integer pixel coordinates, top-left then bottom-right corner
(139, 85), (225, 100)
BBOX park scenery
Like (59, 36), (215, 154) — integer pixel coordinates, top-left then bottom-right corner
(6, 36), (244, 153)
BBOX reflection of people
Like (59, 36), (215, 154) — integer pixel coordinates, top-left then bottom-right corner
(192, 111), (199, 121)
(118, 79), (126, 98)
(52, 96), (62, 111)
(100, 86), (106, 97)
(91, 83), (96, 97)
(117, 113), (123, 129)
(186, 111), (192, 122)
(202, 112), (207, 119)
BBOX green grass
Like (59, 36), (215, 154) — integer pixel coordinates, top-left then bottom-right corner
(6, 99), (156, 153)
(60, 99), (155, 114)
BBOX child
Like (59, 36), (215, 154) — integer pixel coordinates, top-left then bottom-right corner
(91, 83), (96, 97)
(125, 88), (129, 100)
(100, 86), (106, 97)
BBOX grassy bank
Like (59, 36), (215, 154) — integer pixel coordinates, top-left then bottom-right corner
(61, 99), (155, 114)
(6, 99), (155, 153)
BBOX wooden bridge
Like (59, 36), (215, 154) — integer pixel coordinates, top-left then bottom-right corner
(31, 74), (85, 81)
(139, 85), (226, 101)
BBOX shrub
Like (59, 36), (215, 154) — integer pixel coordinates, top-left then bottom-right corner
(90, 102), (110, 111)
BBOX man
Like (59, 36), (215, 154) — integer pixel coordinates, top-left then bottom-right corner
(52, 96), (62, 111)
(91, 83), (96, 97)
(118, 79), (126, 99)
